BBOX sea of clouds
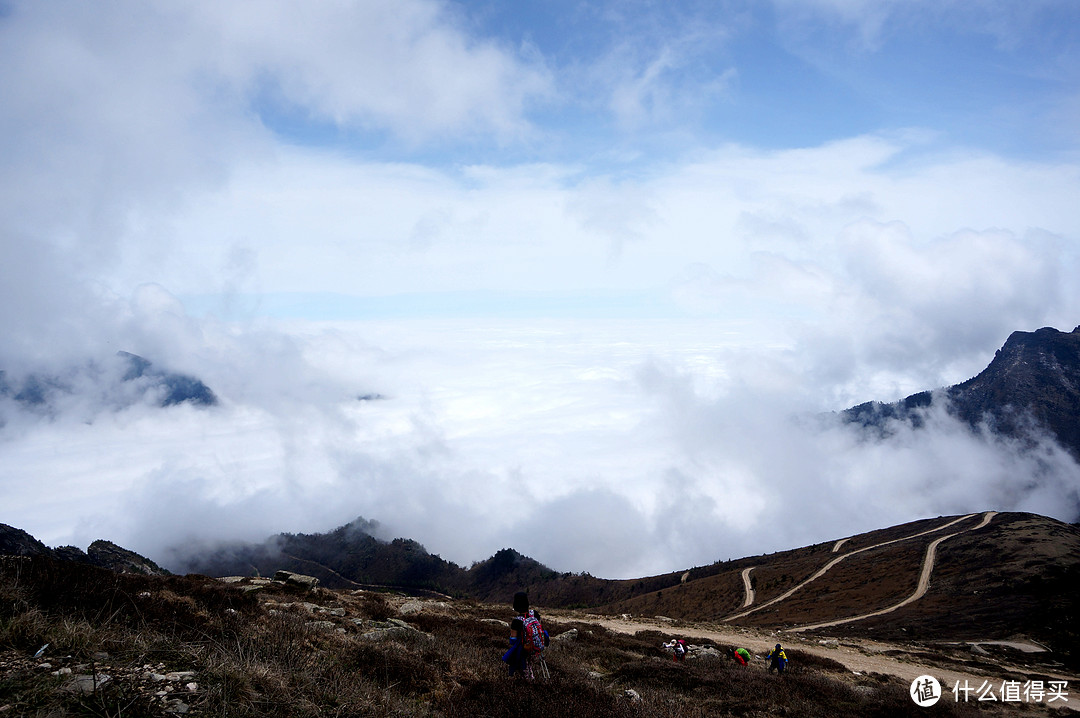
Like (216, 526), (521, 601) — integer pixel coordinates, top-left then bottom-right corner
(3, 300), (1078, 579)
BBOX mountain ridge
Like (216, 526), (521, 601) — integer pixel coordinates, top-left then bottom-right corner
(843, 325), (1080, 465)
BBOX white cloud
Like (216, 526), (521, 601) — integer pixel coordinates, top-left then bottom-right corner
(2, 1), (1080, 581)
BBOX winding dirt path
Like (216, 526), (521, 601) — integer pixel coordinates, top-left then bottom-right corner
(789, 511), (997, 632)
(726, 513), (982, 621)
(740, 567), (756, 608)
(832, 537), (850, 553)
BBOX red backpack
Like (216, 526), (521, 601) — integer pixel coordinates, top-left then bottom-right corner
(522, 610), (546, 654)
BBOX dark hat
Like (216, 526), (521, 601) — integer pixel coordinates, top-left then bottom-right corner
(513, 591), (529, 613)
(775, 643), (782, 649)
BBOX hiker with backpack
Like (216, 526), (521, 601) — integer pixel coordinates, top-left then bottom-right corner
(663, 639), (688, 662)
(767, 643), (787, 674)
(728, 646), (752, 666)
(502, 591), (548, 680)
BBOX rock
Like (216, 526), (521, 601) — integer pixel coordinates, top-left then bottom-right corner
(360, 619), (434, 642)
(164, 672), (196, 681)
(309, 621), (337, 631)
(551, 629), (578, 645)
(165, 699), (190, 714)
(624, 689), (642, 702)
(970, 644), (990, 655)
(64, 674), (111, 694)
(481, 618), (510, 628)
(273, 570), (319, 590)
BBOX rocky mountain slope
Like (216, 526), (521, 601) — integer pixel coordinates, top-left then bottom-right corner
(844, 325), (1080, 461)
(0, 523), (170, 576)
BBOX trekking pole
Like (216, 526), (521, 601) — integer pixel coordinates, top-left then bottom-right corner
(538, 655), (551, 681)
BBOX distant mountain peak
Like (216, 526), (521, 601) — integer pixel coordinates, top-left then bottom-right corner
(0, 351), (217, 418)
(0, 524), (169, 576)
(844, 325), (1080, 461)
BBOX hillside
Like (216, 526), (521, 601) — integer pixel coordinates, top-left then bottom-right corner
(597, 512), (1080, 665)
(173, 520), (688, 608)
(171, 510), (1080, 668)
(2, 553), (1072, 717)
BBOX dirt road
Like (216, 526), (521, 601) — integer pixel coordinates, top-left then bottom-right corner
(727, 512), (986, 622)
(791, 511), (998, 632)
(552, 612), (1078, 709)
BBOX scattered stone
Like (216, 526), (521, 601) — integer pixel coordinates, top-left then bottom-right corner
(185, 682), (198, 692)
(51, 667), (72, 676)
(481, 618), (510, 628)
(970, 644), (990, 655)
(624, 689), (642, 702)
(309, 620), (337, 630)
(654, 616), (674, 623)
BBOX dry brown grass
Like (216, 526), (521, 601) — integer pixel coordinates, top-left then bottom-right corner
(0, 556), (1054, 717)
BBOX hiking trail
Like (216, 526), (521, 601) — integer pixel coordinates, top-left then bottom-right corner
(726, 513), (986, 622)
(788, 511), (997, 632)
(740, 567), (755, 608)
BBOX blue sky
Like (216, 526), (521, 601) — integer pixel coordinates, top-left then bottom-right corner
(258, 0), (1080, 163)
(2, 1), (1080, 576)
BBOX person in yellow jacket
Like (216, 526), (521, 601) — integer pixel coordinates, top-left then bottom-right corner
(766, 643), (787, 674)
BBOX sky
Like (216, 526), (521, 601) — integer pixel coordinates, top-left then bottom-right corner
(2, 0), (1080, 579)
